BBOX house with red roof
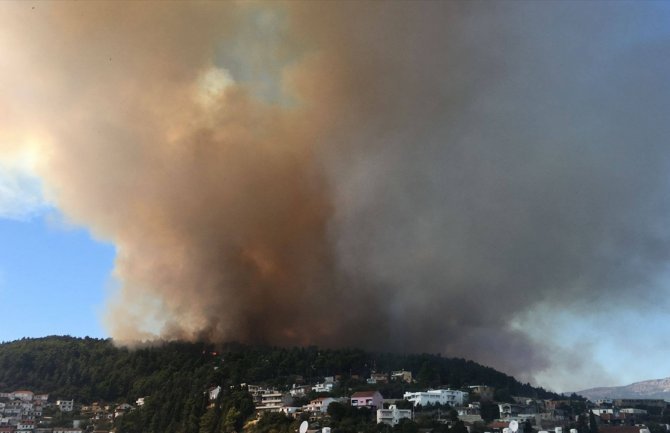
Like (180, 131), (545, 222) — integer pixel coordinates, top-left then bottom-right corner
(305, 397), (337, 413)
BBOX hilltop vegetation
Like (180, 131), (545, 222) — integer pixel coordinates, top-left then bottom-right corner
(0, 336), (561, 433)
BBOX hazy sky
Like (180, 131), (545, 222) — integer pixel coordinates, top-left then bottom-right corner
(2, 1), (670, 393)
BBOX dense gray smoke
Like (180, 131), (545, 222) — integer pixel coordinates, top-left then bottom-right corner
(2, 1), (670, 384)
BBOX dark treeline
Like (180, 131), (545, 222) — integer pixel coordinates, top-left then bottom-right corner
(0, 336), (559, 402)
(0, 336), (561, 433)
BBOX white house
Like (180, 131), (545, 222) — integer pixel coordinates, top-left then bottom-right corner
(377, 405), (412, 426)
(592, 409), (615, 416)
(305, 397), (336, 413)
(115, 403), (134, 418)
(256, 392), (292, 413)
(16, 421), (35, 431)
(403, 389), (468, 407)
(313, 383), (334, 393)
(290, 385), (311, 398)
(391, 371), (413, 384)
(620, 408), (647, 415)
(12, 391), (34, 401)
(279, 406), (302, 416)
(313, 377), (337, 393)
(56, 400), (74, 412)
(208, 386), (222, 401)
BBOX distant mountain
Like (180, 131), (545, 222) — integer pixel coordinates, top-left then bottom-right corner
(576, 377), (670, 401)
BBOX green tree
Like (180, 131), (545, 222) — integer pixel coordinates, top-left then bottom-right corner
(480, 401), (500, 423)
(328, 402), (347, 422)
(523, 419), (534, 433)
(448, 409), (459, 422)
(199, 407), (220, 433)
(220, 407), (241, 433)
(451, 421), (468, 433)
(577, 413), (589, 433)
(394, 400), (413, 410)
(394, 419), (419, 433)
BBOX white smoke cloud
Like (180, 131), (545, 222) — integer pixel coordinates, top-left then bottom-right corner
(0, 149), (49, 220)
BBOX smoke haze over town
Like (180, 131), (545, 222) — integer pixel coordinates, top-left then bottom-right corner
(1, 1), (670, 392)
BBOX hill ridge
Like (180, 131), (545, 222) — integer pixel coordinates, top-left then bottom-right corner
(576, 377), (670, 401)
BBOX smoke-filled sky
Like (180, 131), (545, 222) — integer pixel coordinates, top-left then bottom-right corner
(2, 1), (670, 392)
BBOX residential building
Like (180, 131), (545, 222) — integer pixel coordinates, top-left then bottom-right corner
(592, 409), (615, 416)
(312, 377), (337, 394)
(377, 405), (412, 426)
(613, 400), (666, 409)
(256, 392), (292, 413)
(498, 403), (525, 418)
(368, 373), (389, 384)
(403, 390), (468, 407)
(620, 409), (647, 415)
(469, 386), (495, 402)
(114, 403), (133, 418)
(12, 392), (33, 402)
(351, 391), (384, 410)
(290, 385), (311, 398)
(56, 400), (74, 412)
(207, 386), (221, 401)
(16, 420), (34, 431)
(312, 383), (334, 393)
(391, 371), (413, 384)
(279, 406), (301, 416)
(304, 397), (336, 414)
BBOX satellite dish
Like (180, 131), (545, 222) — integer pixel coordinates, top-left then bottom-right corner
(299, 421), (309, 433)
(510, 421), (519, 432)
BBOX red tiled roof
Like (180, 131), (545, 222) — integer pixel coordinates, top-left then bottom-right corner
(599, 426), (643, 433)
(352, 391), (379, 398)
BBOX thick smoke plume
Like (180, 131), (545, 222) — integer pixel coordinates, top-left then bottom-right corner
(2, 2), (670, 385)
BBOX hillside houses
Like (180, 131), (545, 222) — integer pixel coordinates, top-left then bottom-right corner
(4, 366), (670, 433)
(0, 389), (135, 433)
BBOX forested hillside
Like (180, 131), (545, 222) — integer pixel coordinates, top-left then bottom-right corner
(0, 336), (560, 433)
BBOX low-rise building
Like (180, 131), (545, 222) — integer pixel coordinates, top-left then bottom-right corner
(56, 401), (74, 413)
(469, 386), (495, 402)
(12, 392), (33, 402)
(391, 371), (413, 384)
(256, 392), (292, 413)
(290, 385), (311, 398)
(351, 391), (384, 410)
(377, 405), (412, 426)
(207, 386), (221, 401)
(304, 397), (336, 414)
(279, 406), (301, 416)
(368, 373), (389, 385)
(620, 409), (647, 415)
(403, 390), (468, 407)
